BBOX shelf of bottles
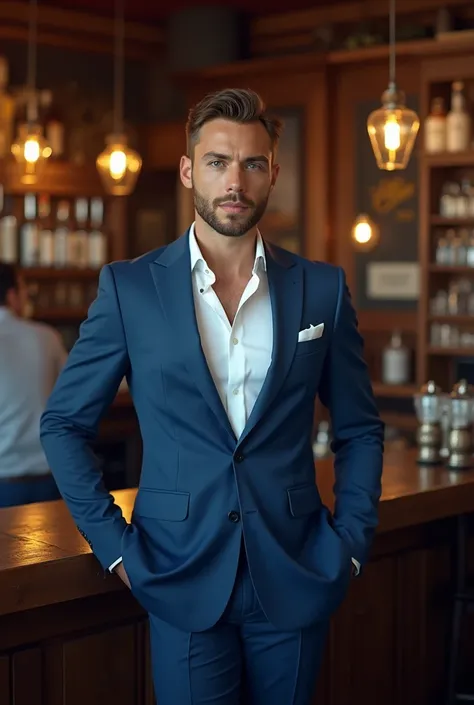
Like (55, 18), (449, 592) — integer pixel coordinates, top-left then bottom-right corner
(0, 190), (108, 322)
(423, 76), (474, 386)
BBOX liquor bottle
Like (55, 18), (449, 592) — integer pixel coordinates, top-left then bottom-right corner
(74, 197), (90, 268)
(53, 199), (69, 267)
(446, 81), (471, 153)
(20, 193), (39, 267)
(0, 57), (15, 158)
(88, 197), (107, 268)
(0, 192), (18, 264)
(424, 97), (447, 154)
(381, 330), (410, 385)
(38, 194), (54, 267)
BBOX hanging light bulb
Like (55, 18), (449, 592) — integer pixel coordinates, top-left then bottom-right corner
(11, 0), (52, 185)
(12, 122), (52, 185)
(96, 0), (142, 195)
(367, 0), (420, 171)
(96, 133), (142, 195)
(351, 214), (379, 251)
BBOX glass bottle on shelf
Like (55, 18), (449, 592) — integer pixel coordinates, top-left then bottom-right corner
(53, 199), (69, 268)
(88, 197), (107, 268)
(424, 96), (447, 153)
(446, 81), (471, 153)
(439, 181), (460, 218)
(0, 191), (18, 264)
(20, 193), (39, 267)
(0, 57), (15, 159)
(74, 197), (90, 268)
(452, 228), (467, 265)
(435, 230), (449, 264)
(467, 229), (474, 267)
(381, 330), (410, 385)
(445, 228), (456, 265)
(38, 194), (54, 267)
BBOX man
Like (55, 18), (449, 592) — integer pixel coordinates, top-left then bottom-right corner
(0, 263), (67, 506)
(40, 88), (384, 705)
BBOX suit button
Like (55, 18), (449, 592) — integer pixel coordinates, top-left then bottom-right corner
(234, 453), (244, 463)
(228, 511), (240, 523)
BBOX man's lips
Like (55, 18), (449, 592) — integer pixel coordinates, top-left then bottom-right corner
(218, 202), (249, 213)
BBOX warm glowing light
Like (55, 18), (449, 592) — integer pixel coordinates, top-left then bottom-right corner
(109, 149), (127, 180)
(351, 214), (379, 251)
(367, 88), (419, 171)
(11, 123), (52, 185)
(96, 133), (142, 195)
(384, 117), (401, 151)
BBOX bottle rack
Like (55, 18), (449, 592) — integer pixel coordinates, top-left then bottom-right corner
(418, 55), (474, 393)
(0, 159), (127, 347)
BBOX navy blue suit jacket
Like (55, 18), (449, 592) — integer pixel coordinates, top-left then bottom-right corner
(40, 230), (384, 632)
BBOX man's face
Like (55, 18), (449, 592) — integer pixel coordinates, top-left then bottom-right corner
(180, 118), (279, 238)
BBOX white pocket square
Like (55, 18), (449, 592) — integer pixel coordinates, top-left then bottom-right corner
(298, 322), (324, 343)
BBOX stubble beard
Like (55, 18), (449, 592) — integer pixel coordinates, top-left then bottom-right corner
(193, 188), (270, 238)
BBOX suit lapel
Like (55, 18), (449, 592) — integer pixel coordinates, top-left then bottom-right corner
(149, 231), (236, 443)
(239, 242), (303, 446)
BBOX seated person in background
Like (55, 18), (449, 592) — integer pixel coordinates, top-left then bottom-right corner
(0, 263), (68, 507)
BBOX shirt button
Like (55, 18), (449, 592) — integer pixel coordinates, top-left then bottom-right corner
(228, 510), (240, 523)
(232, 337), (238, 345)
(233, 388), (239, 395)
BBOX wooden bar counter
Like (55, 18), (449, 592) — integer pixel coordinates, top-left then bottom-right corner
(1, 449), (473, 705)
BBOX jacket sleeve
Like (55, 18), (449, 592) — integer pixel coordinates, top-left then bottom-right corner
(40, 264), (130, 570)
(318, 267), (384, 566)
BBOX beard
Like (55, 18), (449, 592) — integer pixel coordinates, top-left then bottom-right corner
(193, 188), (270, 238)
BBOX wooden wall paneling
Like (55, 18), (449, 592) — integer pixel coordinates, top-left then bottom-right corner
(0, 655), (10, 703)
(178, 60), (329, 261)
(11, 647), (43, 705)
(141, 121), (186, 171)
(61, 624), (138, 704)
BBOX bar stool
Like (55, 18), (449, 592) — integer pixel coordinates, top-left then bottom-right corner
(446, 514), (474, 705)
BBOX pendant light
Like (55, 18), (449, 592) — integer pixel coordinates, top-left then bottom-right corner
(351, 213), (380, 251)
(96, 0), (142, 195)
(367, 0), (420, 171)
(11, 0), (52, 185)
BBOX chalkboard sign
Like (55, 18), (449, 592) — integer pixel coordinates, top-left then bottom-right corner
(354, 96), (420, 310)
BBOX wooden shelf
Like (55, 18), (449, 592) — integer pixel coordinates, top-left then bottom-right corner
(428, 264), (474, 273)
(372, 382), (418, 398)
(422, 152), (474, 168)
(32, 307), (89, 321)
(0, 159), (105, 197)
(428, 315), (474, 323)
(428, 347), (474, 356)
(430, 216), (474, 226)
(21, 267), (100, 280)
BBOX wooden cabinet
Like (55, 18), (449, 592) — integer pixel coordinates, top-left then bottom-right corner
(418, 54), (474, 391)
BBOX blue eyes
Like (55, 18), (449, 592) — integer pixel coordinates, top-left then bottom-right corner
(208, 161), (262, 170)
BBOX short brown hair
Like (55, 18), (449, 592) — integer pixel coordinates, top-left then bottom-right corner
(185, 88), (283, 158)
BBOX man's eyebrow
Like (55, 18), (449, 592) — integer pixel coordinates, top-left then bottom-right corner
(201, 152), (269, 164)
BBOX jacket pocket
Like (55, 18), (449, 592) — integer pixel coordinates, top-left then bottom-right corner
(287, 483), (321, 517)
(133, 488), (190, 521)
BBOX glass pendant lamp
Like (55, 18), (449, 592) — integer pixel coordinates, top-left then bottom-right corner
(367, 0), (420, 171)
(11, 0), (52, 185)
(96, 0), (142, 195)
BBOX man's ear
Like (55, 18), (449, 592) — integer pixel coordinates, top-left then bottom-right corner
(180, 155), (193, 190)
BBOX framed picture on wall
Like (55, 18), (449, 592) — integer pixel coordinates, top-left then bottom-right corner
(259, 107), (305, 255)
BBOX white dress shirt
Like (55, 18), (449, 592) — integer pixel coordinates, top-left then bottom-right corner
(189, 224), (273, 438)
(109, 225), (359, 574)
